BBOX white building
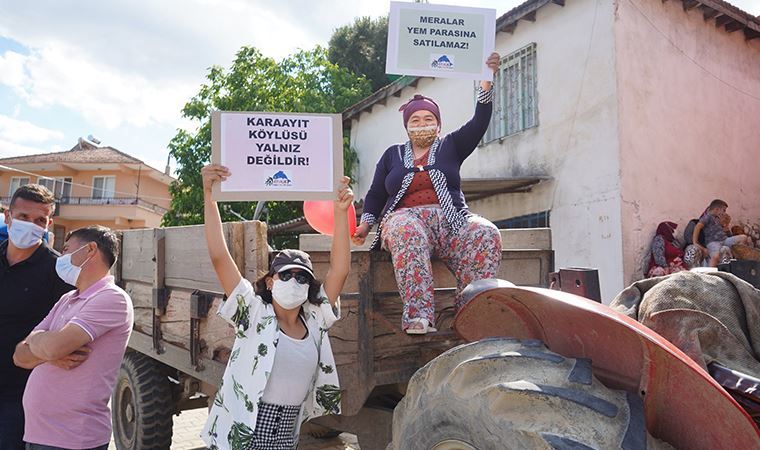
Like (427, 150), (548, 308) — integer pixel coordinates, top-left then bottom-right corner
(343, 0), (760, 301)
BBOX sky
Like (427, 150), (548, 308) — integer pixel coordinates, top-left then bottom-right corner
(0, 0), (758, 174)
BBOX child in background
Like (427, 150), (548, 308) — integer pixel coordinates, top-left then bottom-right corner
(692, 199), (748, 267)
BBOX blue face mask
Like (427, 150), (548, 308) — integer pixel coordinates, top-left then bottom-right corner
(8, 217), (46, 249)
(55, 244), (93, 286)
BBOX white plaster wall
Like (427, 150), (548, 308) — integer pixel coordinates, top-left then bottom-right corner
(614, 0), (760, 285)
(350, 0), (625, 300)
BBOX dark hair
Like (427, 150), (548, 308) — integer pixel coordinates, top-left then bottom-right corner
(708, 199), (728, 210)
(254, 269), (323, 306)
(10, 184), (55, 209)
(66, 225), (119, 268)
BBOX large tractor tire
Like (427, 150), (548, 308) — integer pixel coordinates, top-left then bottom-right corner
(112, 352), (174, 450)
(392, 338), (671, 450)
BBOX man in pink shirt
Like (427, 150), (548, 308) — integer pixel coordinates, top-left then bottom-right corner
(13, 225), (133, 450)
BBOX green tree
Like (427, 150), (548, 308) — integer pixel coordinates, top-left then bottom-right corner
(163, 46), (371, 247)
(328, 16), (391, 92)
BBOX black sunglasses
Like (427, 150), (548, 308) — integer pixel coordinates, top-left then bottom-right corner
(278, 270), (312, 285)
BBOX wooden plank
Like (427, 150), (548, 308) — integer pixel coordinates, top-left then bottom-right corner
(373, 330), (461, 378)
(715, 15), (733, 27)
(682, 0), (699, 11)
(502, 22), (518, 34)
(162, 221), (267, 291)
(308, 251), (362, 294)
(128, 331), (225, 388)
(327, 296), (364, 416)
(368, 249), (551, 293)
(300, 228), (552, 252)
(699, 0), (760, 33)
(152, 228), (166, 352)
(328, 298), (361, 362)
(121, 228), (154, 283)
(495, 0), (550, 33)
(231, 222), (245, 276)
(353, 252), (376, 415)
(123, 281), (154, 334)
(159, 289), (191, 349)
(500, 228), (552, 250)
(244, 221), (269, 282)
(113, 231), (123, 287)
(372, 288), (458, 336)
(725, 21), (744, 32)
(153, 228), (166, 299)
(201, 297), (236, 362)
(163, 224), (225, 292)
(701, 5), (719, 20)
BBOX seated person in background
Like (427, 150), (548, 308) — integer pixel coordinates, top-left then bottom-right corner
(719, 212), (732, 235)
(647, 221), (687, 277)
(692, 199), (748, 267)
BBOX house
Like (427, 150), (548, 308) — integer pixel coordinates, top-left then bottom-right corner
(0, 138), (173, 250)
(343, 0), (760, 301)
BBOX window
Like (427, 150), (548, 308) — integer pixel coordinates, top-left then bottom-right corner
(493, 210), (550, 229)
(38, 177), (72, 199)
(482, 43), (538, 143)
(9, 177), (30, 196)
(92, 176), (116, 199)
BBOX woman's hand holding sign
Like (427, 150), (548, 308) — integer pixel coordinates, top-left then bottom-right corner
(480, 52), (500, 92)
(334, 176), (354, 212)
(202, 164), (230, 194)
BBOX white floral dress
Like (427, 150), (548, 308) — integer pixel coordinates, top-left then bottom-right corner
(200, 278), (341, 450)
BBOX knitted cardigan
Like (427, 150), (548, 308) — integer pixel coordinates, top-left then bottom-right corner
(361, 88), (493, 250)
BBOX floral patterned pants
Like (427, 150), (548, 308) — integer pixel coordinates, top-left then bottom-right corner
(382, 206), (502, 330)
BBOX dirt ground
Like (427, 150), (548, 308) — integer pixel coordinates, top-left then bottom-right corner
(108, 406), (361, 449)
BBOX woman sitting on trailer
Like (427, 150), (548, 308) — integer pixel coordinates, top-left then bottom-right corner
(352, 52), (503, 335)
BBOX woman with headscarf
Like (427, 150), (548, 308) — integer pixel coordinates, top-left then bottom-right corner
(647, 221), (688, 277)
(352, 52), (502, 335)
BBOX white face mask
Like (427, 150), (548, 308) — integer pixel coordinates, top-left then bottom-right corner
(271, 279), (309, 310)
(8, 218), (47, 249)
(55, 245), (94, 286)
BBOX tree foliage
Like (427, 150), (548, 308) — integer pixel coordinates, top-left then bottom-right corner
(162, 46), (371, 247)
(328, 16), (390, 92)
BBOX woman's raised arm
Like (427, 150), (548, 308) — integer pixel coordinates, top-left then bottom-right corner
(202, 164), (243, 296)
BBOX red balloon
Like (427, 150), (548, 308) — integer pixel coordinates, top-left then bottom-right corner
(303, 201), (357, 236)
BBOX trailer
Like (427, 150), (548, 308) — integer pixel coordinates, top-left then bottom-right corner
(109, 222), (553, 450)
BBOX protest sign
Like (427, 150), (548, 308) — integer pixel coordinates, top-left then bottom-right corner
(386, 1), (496, 81)
(211, 111), (343, 201)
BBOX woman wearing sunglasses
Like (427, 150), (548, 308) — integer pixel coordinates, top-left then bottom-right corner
(199, 164), (352, 450)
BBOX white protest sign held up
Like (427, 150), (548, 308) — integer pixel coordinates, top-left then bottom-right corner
(386, 1), (496, 81)
(211, 111), (343, 201)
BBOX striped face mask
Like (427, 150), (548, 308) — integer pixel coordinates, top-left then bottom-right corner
(407, 125), (438, 148)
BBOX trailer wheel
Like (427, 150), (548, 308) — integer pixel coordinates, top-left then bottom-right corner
(393, 338), (670, 450)
(112, 352), (174, 450)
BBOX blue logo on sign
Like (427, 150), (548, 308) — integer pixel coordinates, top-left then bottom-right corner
(266, 170), (292, 187)
(431, 54), (454, 70)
